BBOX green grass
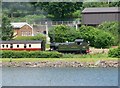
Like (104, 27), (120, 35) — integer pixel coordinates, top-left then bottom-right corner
(1, 53), (118, 63)
(62, 53), (108, 58)
(1, 57), (118, 63)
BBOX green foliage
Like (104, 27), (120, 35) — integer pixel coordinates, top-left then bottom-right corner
(1, 16), (14, 40)
(78, 26), (115, 48)
(49, 25), (78, 43)
(1, 50), (63, 58)
(82, 2), (120, 9)
(98, 21), (119, 44)
(72, 10), (81, 18)
(11, 15), (46, 23)
(14, 34), (46, 41)
(49, 25), (115, 48)
(36, 2), (83, 19)
(108, 46), (120, 58)
(62, 53), (108, 58)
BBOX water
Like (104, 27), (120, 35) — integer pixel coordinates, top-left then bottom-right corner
(2, 67), (118, 86)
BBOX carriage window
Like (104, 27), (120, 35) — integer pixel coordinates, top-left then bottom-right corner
(29, 44), (31, 47)
(2, 45), (4, 48)
(6, 45), (8, 48)
(10, 44), (13, 48)
(17, 45), (19, 48)
(24, 44), (26, 48)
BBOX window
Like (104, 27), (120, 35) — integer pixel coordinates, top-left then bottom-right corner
(28, 31), (31, 36)
(2, 45), (4, 48)
(43, 31), (46, 34)
(24, 44), (26, 48)
(17, 45), (19, 48)
(10, 44), (13, 48)
(6, 45), (8, 48)
(21, 31), (24, 36)
(25, 32), (27, 36)
(29, 44), (31, 47)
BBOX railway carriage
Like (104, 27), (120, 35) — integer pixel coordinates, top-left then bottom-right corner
(0, 40), (45, 51)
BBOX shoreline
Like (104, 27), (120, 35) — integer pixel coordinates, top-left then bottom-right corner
(1, 60), (118, 68)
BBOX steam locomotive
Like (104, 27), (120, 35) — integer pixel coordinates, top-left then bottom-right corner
(50, 39), (90, 54)
(0, 39), (89, 54)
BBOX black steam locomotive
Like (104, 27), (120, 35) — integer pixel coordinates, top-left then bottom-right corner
(50, 39), (90, 54)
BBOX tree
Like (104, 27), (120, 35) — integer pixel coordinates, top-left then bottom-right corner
(98, 21), (119, 45)
(30, 2), (83, 20)
(1, 16), (13, 40)
(82, 2), (120, 9)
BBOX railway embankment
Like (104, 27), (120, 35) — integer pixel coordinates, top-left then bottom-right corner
(1, 60), (118, 68)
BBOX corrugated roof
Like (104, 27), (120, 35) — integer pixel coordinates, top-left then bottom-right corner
(82, 7), (120, 13)
(11, 22), (33, 29)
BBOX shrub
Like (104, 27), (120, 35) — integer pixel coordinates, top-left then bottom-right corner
(108, 46), (120, 58)
(78, 26), (115, 48)
(1, 50), (63, 58)
(49, 25), (79, 43)
(14, 34), (46, 41)
(98, 21), (119, 45)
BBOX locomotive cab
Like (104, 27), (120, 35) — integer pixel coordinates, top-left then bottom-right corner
(75, 39), (84, 45)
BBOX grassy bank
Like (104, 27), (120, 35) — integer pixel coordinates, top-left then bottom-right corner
(1, 58), (118, 63)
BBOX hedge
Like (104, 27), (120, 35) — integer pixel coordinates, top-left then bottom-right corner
(108, 46), (120, 58)
(1, 50), (63, 58)
(14, 34), (46, 41)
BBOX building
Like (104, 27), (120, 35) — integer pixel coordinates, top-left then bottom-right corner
(11, 22), (33, 37)
(81, 7), (120, 26)
(33, 25), (46, 36)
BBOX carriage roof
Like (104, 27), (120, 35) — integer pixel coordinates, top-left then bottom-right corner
(0, 40), (42, 44)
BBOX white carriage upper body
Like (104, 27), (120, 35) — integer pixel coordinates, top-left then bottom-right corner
(0, 40), (42, 50)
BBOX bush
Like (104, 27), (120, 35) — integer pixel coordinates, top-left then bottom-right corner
(98, 21), (119, 45)
(78, 26), (115, 48)
(14, 34), (46, 41)
(108, 46), (120, 58)
(49, 25), (79, 43)
(1, 50), (63, 58)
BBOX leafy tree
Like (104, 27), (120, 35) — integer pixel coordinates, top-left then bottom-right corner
(31, 2), (83, 20)
(82, 2), (109, 9)
(49, 25), (79, 42)
(82, 2), (120, 9)
(98, 21), (119, 45)
(1, 16), (13, 40)
(78, 26), (115, 48)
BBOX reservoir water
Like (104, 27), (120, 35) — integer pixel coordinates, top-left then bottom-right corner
(2, 67), (118, 86)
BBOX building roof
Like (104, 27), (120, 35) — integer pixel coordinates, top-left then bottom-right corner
(82, 7), (120, 14)
(11, 22), (33, 29)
